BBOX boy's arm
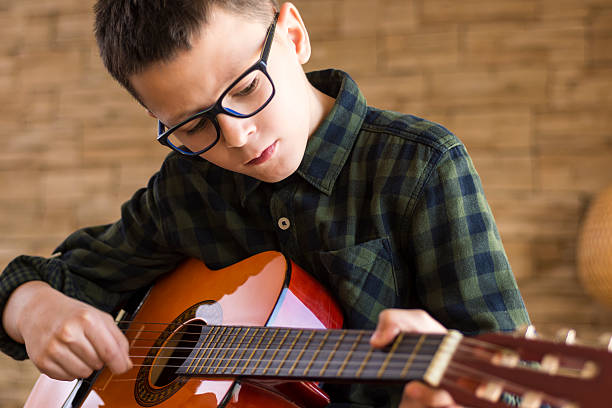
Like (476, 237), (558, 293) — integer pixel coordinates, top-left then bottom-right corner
(0, 165), (183, 365)
(404, 143), (530, 334)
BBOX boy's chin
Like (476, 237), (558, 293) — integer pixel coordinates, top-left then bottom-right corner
(256, 171), (295, 184)
(254, 163), (301, 184)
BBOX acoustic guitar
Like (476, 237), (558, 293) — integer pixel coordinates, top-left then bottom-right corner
(24, 251), (612, 407)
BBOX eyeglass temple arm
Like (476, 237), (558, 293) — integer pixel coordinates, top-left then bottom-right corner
(261, 12), (279, 63)
(157, 120), (166, 139)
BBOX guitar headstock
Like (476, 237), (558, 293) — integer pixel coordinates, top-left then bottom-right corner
(439, 328), (612, 408)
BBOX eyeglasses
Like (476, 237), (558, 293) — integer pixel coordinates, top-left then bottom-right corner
(157, 12), (279, 156)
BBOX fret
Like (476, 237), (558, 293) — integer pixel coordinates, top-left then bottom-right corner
(206, 326), (236, 374)
(249, 327), (280, 375)
(377, 332), (404, 378)
(274, 329), (303, 376)
(303, 331), (330, 376)
(197, 326), (228, 374)
(262, 328), (291, 375)
(337, 332), (364, 378)
(220, 327), (251, 374)
(355, 344), (374, 378)
(230, 327), (257, 374)
(400, 334), (426, 378)
(239, 327), (269, 375)
(359, 341), (397, 380)
(288, 330), (316, 376)
(319, 331), (345, 377)
(186, 325), (214, 374)
(195, 325), (223, 374)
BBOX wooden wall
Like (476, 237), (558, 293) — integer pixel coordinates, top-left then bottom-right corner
(1, 0), (611, 405)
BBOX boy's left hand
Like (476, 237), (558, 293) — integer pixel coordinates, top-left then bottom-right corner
(370, 309), (462, 408)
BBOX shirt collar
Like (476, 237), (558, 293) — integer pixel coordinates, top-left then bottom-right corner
(236, 69), (367, 204)
(297, 69), (367, 195)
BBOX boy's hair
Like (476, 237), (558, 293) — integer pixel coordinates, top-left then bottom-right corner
(93, 0), (279, 102)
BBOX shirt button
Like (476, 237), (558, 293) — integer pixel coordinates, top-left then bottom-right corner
(278, 217), (290, 230)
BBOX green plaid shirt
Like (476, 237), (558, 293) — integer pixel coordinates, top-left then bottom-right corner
(0, 69), (529, 407)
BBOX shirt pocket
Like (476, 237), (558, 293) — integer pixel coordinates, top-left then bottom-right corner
(316, 237), (399, 329)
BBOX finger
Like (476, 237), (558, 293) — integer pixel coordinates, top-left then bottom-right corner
(51, 348), (97, 379)
(102, 314), (133, 371)
(84, 316), (132, 374)
(392, 309), (446, 333)
(105, 316), (132, 362)
(402, 381), (457, 408)
(33, 338), (96, 380)
(36, 358), (80, 382)
(371, 309), (447, 348)
(370, 309), (402, 348)
(56, 320), (105, 371)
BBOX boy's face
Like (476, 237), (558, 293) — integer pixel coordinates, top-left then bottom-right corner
(130, 5), (320, 183)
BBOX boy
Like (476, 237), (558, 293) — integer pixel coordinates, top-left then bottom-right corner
(0, 1), (530, 407)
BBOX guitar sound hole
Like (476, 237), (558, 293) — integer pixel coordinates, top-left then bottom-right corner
(150, 320), (205, 387)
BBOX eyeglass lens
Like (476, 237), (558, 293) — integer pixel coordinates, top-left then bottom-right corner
(166, 70), (274, 154)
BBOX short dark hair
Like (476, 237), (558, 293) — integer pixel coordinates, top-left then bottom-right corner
(93, 0), (279, 102)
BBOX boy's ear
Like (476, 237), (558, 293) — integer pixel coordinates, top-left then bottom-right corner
(277, 2), (311, 65)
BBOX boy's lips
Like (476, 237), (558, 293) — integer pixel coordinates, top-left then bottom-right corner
(246, 141), (277, 166)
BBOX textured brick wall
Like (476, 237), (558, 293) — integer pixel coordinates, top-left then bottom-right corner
(1, 0), (612, 405)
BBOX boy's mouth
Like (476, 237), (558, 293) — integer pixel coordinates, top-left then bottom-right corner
(246, 141), (277, 166)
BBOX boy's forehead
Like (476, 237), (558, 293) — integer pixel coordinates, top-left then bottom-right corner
(184, 8), (267, 88)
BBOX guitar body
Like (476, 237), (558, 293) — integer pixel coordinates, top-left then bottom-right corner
(25, 251), (343, 408)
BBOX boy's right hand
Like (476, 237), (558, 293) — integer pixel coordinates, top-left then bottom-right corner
(2, 281), (132, 381)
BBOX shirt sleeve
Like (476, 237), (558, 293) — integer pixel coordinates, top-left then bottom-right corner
(0, 161), (185, 360)
(406, 143), (530, 335)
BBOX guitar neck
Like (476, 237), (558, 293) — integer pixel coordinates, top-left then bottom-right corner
(176, 325), (461, 385)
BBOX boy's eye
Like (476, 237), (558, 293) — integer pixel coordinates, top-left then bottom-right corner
(234, 77), (259, 97)
(186, 118), (211, 135)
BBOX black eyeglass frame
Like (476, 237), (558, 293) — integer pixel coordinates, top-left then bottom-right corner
(157, 12), (279, 156)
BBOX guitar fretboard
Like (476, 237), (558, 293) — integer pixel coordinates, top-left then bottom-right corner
(176, 325), (447, 382)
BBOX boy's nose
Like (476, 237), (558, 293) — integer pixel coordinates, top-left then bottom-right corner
(217, 114), (254, 148)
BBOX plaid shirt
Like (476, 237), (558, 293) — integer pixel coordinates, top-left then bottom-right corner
(0, 69), (529, 407)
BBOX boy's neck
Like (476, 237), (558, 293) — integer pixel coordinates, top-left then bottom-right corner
(307, 82), (336, 139)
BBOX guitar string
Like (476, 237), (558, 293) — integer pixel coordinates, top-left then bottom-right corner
(122, 343), (495, 364)
(114, 341), (501, 373)
(115, 322), (507, 355)
(125, 339), (507, 364)
(117, 328), (503, 358)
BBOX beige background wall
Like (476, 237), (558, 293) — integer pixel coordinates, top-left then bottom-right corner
(1, 0), (612, 406)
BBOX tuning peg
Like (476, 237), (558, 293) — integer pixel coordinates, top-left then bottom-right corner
(475, 380), (503, 403)
(540, 354), (560, 375)
(519, 391), (543, 408)
(555, 328), (576, 345)
(597, 332), (612, 352)
(516, 324), (537, 339)
(491, 349), (519, 368)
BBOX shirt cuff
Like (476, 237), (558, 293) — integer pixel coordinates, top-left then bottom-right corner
(0, 256), (50, 360)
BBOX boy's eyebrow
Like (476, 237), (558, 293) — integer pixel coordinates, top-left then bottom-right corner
(168, 105), (211, 126)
